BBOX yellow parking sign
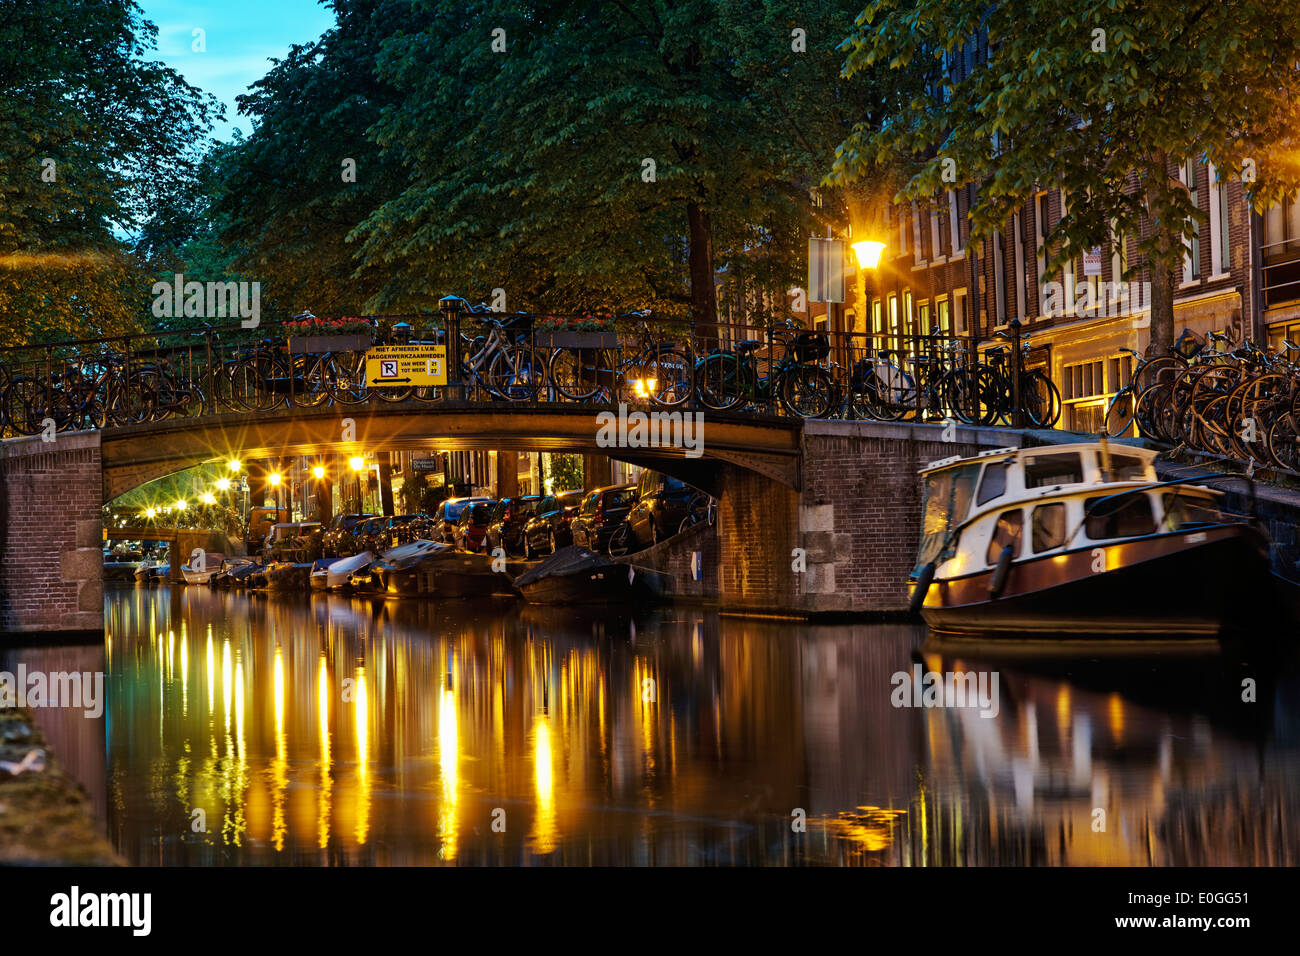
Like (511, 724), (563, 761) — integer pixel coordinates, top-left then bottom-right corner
(365, 345), (447, 386)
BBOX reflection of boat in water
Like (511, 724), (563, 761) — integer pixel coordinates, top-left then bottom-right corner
(514, 546), (673, 605)
(352, 540), (511, 598)
(908, 441), (1290, 638)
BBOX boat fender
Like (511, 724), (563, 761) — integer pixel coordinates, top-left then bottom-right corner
(908, 563), (936, 615)
(988, 545), (1014, 599)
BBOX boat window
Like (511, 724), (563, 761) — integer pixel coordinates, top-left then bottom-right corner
(1162, 492), (1226, 530)
(1031, 502), (1067, 552)
(976, 462), (1007, 505)
(1103, 453), (1149, 481)
(1023, 453), (1083, 488)
(1085, 494), (1156, 539)
(916, 463), (982, 570)
(986, 509), (1023, 565)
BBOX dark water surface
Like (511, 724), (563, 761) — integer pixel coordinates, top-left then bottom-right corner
(15, 586), (1300, 865)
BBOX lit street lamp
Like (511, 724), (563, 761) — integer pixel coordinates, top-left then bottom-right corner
(852, 240), (886, 270)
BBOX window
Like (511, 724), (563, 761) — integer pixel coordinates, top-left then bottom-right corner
(918, 301), (931, 336)
(994, 228), (1007, 324)
(1103, 453), (1148, 481)
(1013, 211), (1026, 320)
(917, 463), (982, 569)
(912, 204), (924, 262)
(953, 289), (967, 335)
(1182, 159), (1201, 282)
(977, 462), (1007, 505)
(1035, 192), (1050, 315)
(936, 297), (951, 335)
(931, 206), (945, 260)
(949, 190), (963, 255)
(888, 294), (899, 344)
(903, 290), (914, 338)
(1085, 494), (1155, 539)
(1162, 492), (1225, 530)
(1209, 164), (1229, 276)
(986, 509), (1023, 565)
(1023, 453), (1083, 488)
(898, 203), (909, 256)
(872, 299), (883, 337)
(1031, 502), (1067, 552)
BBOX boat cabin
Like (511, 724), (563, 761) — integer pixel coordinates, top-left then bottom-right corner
(916, 443), (1229, 578)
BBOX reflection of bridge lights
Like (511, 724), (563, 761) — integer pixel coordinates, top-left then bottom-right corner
(215, 478), (231, 492)
(268, 473), (282, 486)
(349, 456), (365, 472)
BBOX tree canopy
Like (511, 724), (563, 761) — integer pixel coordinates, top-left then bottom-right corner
(830, 0), (1300, 351)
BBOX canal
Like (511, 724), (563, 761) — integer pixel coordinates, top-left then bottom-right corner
(8, 586), (1300, 865)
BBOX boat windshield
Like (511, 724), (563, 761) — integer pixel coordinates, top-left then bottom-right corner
(916, 463), (981, 571)
(1162, 490), (1228, 530)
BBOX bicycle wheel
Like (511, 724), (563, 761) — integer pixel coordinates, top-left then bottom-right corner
(294, 354), (334, 407)
(779, 364), (834, 418)
(945, 364), (1000, 425)
(549, 347), (611, 401)
(487, 345), (544, 401)
(695, 353), (746, 410)
(1267, 415), (1300, 470)
(607, 523), (632, 558)
(865, 362), (914, 421)
(642, 346), (692, 407)
(1022, 371), (1061, 428)
(1103, 387), (1137, 437)
(327, 351), (370, 405)
(5, 377), (55, 434)
(1136, 384), (1171, 441)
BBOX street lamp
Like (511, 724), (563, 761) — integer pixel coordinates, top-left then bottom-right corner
(216, 477), (231, 492)
(852, 240), (886, 270)
(228, 458), (241, 474)
(349, 456), (364, 472)
(268, 472), (282, 487)
(201, 492), (217, 505)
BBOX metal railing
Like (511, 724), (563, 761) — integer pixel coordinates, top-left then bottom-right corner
(0, 308), (1056, 438)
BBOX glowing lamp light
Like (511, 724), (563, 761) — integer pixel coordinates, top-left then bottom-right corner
(852, 240), (886, 270)
(227, 459), (241, 473)
(268, 472), (282, 487)
(175, 499), (187, 510)
(145, 508), (157, 519)
(312, 465), (325, 480)
(632, 377), (658, 399)
(215, 478), (231, 492)
(201, 492), (217, 505)
(350, 456), (365, 472)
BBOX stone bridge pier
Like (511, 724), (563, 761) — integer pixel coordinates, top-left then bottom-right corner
(1, 432), (104, 636)
(716, 420), (1024, 617)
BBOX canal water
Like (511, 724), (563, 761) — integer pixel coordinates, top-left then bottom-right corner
(10, 586), (1300, 865)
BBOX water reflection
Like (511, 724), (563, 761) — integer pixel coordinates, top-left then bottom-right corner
(87, 587), (1300, 865)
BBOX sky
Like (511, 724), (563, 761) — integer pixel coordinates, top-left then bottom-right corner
(137, 0), (339, 141)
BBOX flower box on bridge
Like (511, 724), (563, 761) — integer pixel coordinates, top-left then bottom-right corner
(535, 331), (619, 350)
(287, 333), (373, 354)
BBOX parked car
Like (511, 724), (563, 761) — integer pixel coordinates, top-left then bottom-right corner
(453, 501), (494, 552)
(263, 521), (324, 562)
(624, 471), (701, 550)
(521, 490), (586, 558)
(246, 506), (288, 554)
(569, 484), (637, 553)
(435, 496), (492, 542)
(322, 512), (377, 557)
(352, 515), (391, 554)
(376, 513), (434, 548)
(485, 495), (554, 556)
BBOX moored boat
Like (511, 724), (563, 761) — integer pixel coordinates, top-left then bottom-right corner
(265, 561), (314, 591)
(351, 540), (511, 598)
(311, 550), (375, 592)
(514, 545), (673, 605)
(908, 441), (1287, 637)
(181, 553), (226, 586)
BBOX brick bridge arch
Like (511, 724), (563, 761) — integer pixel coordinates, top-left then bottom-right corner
(2, 411), (1038, 635)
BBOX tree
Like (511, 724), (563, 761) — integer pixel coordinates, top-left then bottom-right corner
(830, 0), (1300, 354)
(359, 1), (900, 328)
(0, 0), (220, 341)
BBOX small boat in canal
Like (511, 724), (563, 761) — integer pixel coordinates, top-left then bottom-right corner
(181, 553), (227, 586)
(214, 558), (260, 589)
(265, 561), (314, 591)
(514, 545), (674, 605)
(310, 550), (375, 592)
(908, 441), (1294, 637)
(351, 540), (510, 598)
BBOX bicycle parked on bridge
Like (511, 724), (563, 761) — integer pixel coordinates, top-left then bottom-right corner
(545, 311), (692, 406)
(694, 319), (835, 418)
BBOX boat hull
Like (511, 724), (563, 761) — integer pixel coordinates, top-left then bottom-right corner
(919, 524), (1276, 637)
(519, 565), (671, 605)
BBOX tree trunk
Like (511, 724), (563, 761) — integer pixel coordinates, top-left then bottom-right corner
(378, 452), (395, 516)
(687, 199), (718, 343)
(1144, 149), (1177, 358)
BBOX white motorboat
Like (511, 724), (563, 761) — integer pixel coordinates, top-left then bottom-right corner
(321, 550), (376, 590)
(181, 553), (226, 586)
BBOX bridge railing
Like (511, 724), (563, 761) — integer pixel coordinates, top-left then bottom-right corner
(0, 313), (1053, 437)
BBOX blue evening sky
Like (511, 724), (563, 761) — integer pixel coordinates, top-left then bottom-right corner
(137, 0), (339, 141)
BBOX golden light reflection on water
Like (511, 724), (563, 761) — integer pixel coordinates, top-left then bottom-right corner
(99, 588), (1300, 866)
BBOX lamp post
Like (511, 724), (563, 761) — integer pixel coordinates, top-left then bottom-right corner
(438, 295), (468, 401)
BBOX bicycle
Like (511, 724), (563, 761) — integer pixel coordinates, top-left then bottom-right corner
(546, 311), (692, 407)
(695, 319), (835, 418)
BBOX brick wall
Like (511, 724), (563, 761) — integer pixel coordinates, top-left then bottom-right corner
(0, 432), (104, 635)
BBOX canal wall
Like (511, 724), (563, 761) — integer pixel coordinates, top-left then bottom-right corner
(613, 517), (719, 603)
(0, 432), (104, 636)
